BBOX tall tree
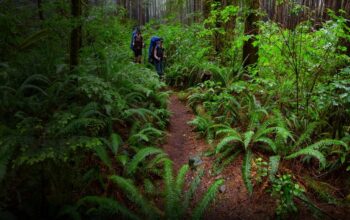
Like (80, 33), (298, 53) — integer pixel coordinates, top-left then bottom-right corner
(37, 0), (44, 20)
(70, 0), (82, 70)
(243, 0), (259, 67)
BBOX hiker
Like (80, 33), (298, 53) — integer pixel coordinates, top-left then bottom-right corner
(132, 29), (144, 63)
(153, 38), (165, 78)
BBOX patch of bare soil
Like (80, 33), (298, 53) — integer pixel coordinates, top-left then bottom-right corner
(162, 93), (349, 220)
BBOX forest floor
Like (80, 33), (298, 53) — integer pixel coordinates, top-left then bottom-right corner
(162, 93), (276, 219)
(162, 92), (349, 220)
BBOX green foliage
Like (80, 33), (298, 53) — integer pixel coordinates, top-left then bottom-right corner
(110, 175), (160, 218)
(286, 139), (348, 169)
(192, 179), (224, 220)
(254, 157), (268, 183)
(271, 174), (305, 217)
(126, 147), (165, 175)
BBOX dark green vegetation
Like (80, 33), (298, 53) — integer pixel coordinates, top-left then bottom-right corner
(1, 0), (350, 219)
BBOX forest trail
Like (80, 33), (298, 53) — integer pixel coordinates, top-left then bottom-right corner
(163, 93), (275, 219)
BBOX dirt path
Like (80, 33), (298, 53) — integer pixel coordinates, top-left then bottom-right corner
(162, 94), (275, 219)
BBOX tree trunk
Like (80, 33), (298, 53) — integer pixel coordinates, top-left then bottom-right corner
(38, 0), (44, 20)
(70, 0), (82, 70)
(243, 0), (259, 67)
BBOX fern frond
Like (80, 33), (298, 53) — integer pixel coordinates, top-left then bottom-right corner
(268, 155), (280, 181)
(305, 139), (347, 151)
(286, 148), (326, 169)
(183, 169), (204, 213)
(78, 196), (140, 220)
(242, 149), (253, 195)
(79, 102), (102, 118)
(243, 131), (255, 150)
(124, 108), (161, 123)
(256, 137), (277, 153)
(192, 179), (224, 220)
(175, 165), (190, 197)
(216, 135), (242, 153)
(294, 122), (319, 148)
(144, 178), (156, 195)
(110, 175), (159, 218)
(110, 133), (122, 155)
(163, 159), (179, 219)
(215, 127), (240, 137)
(214, 150), (241, 175)
(146, 152), (168, 171)
(127, 147), (163, 175)
(93, 145), (112, 169)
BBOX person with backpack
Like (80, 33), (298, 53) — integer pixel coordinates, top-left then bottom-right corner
(131, 29), (144, 63)
(153, 38), (165, 78)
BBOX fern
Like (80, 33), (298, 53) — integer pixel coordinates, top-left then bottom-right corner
(124, 108), (161, 123)
(286, 148), (327, 169)
(143, 178), (156, 195)
(93, 144), (112, 169)
(243, 131), (255, 150)
(175, 164), (190, 197)
(78, 196), (140, 220)
(305, 139), (347, 151)
(192, 179), (224, 220)
(214, 150), (241, 175)
(126, 147), (164, 175)
(163, 159), (179, 219)
(242, 149), (253, 195)
(256, 137), (277, 153)
(110, 133), (122, 155)
(183, 169), (204, 213)
(216, 135), (242, 153)
(110, 175), (160, 218)
(293, 122), (319, 148)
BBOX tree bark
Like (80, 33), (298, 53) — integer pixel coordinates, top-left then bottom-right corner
(37, 0), (44, 20)
(70, 0), (82, 70)
(243, 0), (259, 67)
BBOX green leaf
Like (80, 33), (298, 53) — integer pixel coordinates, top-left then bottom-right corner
(93, 145), (112, 169)
(192, 179), (224, 220)
(243, 131), (255, 150)
(216, 135), (242, 153)
(127, 147), (163, 175)
(286, 148), (326, 169)
(256, 137), (277, 153)
(110, 133), (122, 155)
(110, 175), (159, 218)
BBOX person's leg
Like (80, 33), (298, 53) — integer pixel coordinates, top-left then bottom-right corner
(160, 60), (164, 76)
(155, 61), (161, 76)
(134, 51), (137, 63)
(138, 55), (142, 63)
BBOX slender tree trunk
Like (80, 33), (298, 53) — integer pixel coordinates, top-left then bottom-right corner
(70, 0), (82, 70)
(38, 0), (44, 20)
(243, 0), (259, 67)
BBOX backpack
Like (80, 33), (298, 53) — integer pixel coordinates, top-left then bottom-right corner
(130, 28), (138, 50)
(148, 36), (161, 64)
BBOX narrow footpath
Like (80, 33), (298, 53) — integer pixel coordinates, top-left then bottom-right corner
(162, 93), (275, 219)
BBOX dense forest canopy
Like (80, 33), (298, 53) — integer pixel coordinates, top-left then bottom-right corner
(0, 0), (350, 219)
